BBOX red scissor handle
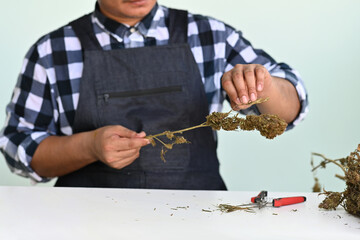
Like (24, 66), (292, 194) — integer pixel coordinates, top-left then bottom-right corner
(272, 196), (306, 207)
(251, 191), (268, 203)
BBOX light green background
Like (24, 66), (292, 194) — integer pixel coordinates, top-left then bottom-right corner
(1, 0), (359, 192)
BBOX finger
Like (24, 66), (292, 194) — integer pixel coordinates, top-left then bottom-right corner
(231, 66), (249, 104)
(230, 102), (240, 111)
(255, 65), (265, 92)
(243, 65), (257, 102)
(135, 131), (146, 138)
(110, 152), (140, 169)
(102, 148), (139, 165)
(117, 148), (140, 159)
(222, 72), (241, 105)
(115, 137), (150, 151)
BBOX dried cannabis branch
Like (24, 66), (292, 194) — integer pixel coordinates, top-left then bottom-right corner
(311, 144), (360, 216)
(146, 97), (288, 162)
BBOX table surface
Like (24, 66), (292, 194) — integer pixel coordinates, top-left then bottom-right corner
(0, 186), (359, 240)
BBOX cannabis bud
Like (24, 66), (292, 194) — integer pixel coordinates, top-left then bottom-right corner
(318, 191), (343, 210)
(239, 114), (288, 139)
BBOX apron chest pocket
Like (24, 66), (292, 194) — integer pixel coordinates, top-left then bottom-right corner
(101, 85), (183, 102)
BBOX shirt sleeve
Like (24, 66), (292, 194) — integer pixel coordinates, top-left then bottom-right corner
(223, 27), (309, 130)
(0, 43), (56, 183)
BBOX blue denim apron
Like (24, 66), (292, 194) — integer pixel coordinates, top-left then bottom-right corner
(55, 9), (226, 190)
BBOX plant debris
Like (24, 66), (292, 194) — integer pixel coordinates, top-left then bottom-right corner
(171, 206), (189, 210)
(216, 204), (255, 213)
(147, 97), (288, 162)
(312, 177), (321, 192)
(311, 144), (360, 217)
(202, 209), (213, 212)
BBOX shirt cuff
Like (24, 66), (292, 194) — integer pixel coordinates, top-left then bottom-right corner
(269, 68), (309, 130)
(2, 131), (53, 183)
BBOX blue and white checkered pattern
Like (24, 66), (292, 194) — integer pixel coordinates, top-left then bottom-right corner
(0, 4), (308, 182)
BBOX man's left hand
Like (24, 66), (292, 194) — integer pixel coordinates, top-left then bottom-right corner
(221, 64), (272, 110)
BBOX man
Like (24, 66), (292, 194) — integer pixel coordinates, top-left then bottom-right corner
(0, 0), (308, 189)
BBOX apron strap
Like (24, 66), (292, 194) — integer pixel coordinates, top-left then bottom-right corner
(166, 8), (188, 44)
(69, 9), (189, 51)
(68, 13), (102, 51)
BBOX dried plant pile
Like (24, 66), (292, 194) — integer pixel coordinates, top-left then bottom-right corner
(146, 98), (288, 162)
(311, 144), (360, 216)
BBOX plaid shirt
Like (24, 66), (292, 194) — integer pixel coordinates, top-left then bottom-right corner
(0, 4), (308, 182)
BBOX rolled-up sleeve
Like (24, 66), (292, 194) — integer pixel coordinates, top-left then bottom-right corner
(224, 28), (309, 130)
(266, 63), (308, 129)
(0, 43), (56, 183)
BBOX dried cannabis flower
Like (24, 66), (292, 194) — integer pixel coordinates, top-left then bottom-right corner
(311, 144), (360, 216)
(318, 191), (343, 210)
(239, 114), (288, 139)
(147, 98), (288, 162)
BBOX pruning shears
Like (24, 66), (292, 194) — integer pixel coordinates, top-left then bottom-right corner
(241, 190), (306, 209)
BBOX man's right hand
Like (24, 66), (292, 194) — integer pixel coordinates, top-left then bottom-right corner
(31, 125), (150, 178)
(91, 126), (150, 169)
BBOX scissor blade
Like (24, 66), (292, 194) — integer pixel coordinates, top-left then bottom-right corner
(236, 203), (257, 207)
(258, 200), (268, 209)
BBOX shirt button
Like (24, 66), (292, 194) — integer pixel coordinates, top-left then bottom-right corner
(130, 27), (136, 33)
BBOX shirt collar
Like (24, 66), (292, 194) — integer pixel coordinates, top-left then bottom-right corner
(93, 2), (159, 40)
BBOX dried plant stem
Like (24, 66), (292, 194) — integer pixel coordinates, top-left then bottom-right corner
(147, 122), (208, 139)
(335, 174), (345, 181)
(233, 97), (269, 109)
(153, 136), (167, 146)
(311, 152), (347, 174)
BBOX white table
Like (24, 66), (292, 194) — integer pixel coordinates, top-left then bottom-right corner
(0, 186), (359, 240)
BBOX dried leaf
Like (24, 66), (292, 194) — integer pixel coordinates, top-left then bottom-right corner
(164, 144), (173, 149)
(160, 148), (168, 163)
(312, 177), (321, 192)
(174, 136), (190, 144)
(165, 131), (175, 140)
